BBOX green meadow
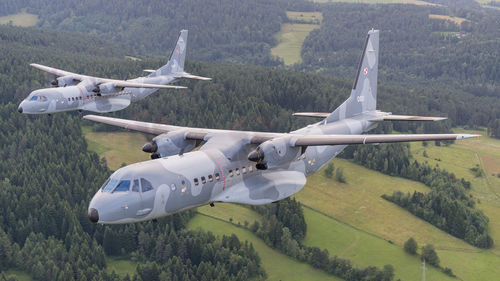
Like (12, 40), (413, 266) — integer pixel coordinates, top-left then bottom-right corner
(0, 11), (38, 27)
(271, 11), (322, 65)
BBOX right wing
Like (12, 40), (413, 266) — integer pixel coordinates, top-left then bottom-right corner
(83, 115), (479, 146)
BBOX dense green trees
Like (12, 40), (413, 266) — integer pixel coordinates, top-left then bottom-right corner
(1, 0), (286, 65)
(404, 237), (418, 255)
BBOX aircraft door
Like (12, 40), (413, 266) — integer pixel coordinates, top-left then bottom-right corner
(125, 179), (142, 218)
(138, 178), (155, 216)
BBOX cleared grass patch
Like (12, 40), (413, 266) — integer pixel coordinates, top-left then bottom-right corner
(286, 11), (323, 24)
(105, 256), (138, 277)
(429, 14), (470, 26)
(271, 23), (320, 65)
(0, 12), (38, 27)
(188, 214), (342, 281)
(3, 269), (33, 281)
(82, 126), (150, 170)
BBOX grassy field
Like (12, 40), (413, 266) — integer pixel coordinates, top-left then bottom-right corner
(303, 207), (455, 281)
(188, 213), (342, 281)
(3, 269), (33, 281)
(82, 127), (500, 280)
(429, 14), (470, 26)
(286, 11), (323, 24)
(411, 128), (500, 256)
(82, 126), (150, 170)
(310, 0), (438, 5)
(0, 11), (38, 27)
(271, 11), (322, 65)
(105, 256), (138, 277)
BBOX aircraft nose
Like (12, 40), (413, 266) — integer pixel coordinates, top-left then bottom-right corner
(18, 106), (23, 113)
(88, 208), (99, 223)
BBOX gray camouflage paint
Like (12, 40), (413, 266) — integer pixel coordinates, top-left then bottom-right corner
(18, 30), (201, 114)
(87, 30), (382, 224)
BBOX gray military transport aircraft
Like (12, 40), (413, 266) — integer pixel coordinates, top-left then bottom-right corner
(83, 29), (479, 224)
(18, 30), (211, 114)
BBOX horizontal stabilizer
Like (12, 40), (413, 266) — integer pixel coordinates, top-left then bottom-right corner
(293, 112), (329, 118)
(175, 72), (212, 81)
(143, 69), (156, 73)
(370, 115), (447, 122)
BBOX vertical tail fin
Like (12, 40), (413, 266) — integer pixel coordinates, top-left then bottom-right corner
(150, 30), (188, 77)
(327, 29), (379, 122)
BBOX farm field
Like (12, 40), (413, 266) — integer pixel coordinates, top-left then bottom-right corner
(0, 11), (38, 27)
(429, 14), (470, 26)
(271, 11), (322, 65)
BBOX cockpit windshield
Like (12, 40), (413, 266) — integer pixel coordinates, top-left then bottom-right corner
(114, 180), (131, 192)
(29, 95), (48, 102)
(101, 179), (118, 192)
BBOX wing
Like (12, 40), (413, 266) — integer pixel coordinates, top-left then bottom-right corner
(31, 63), (186, 89)
(83, 115), (479, 145)
(290, 133), (478, 146)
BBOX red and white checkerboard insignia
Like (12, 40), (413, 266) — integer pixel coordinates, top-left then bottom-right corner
(363, 68), (368, 75)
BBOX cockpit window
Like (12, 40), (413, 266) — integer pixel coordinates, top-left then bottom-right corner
(141, 178), (154, 192)
(102, 179), (118, 192)
(132, 179), (140, 192)
(114, 180), (130, 192)
(29, 96), (47, 102)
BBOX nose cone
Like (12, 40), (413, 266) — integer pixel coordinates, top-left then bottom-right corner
(88, 208), (99, 223)
(18, 106), (23, 113)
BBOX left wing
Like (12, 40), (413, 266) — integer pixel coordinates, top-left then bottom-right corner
(83, 115), (479, 146)
(31, 63), (186, 89)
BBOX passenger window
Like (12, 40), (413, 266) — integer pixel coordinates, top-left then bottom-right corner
(114, 180), (131, 192)
(194, 178), (199, 186)
(208, 175), (213, 182)
(229, 170), (233, 177)
(215, 173), (220, 180)
(242, 167), (247, 174)
(249, 166), (253, 173)
(132, 179), (140, 192)
(236, 168), (240, 176)
(141, 178), (154, 192)
(201, 176), (206, 184)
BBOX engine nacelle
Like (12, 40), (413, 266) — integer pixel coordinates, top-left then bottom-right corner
(248, 136), (301, 170)
(92, 82), (123, 95)
(142, 131), (197, 159)
(51, 75), (77, 87)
